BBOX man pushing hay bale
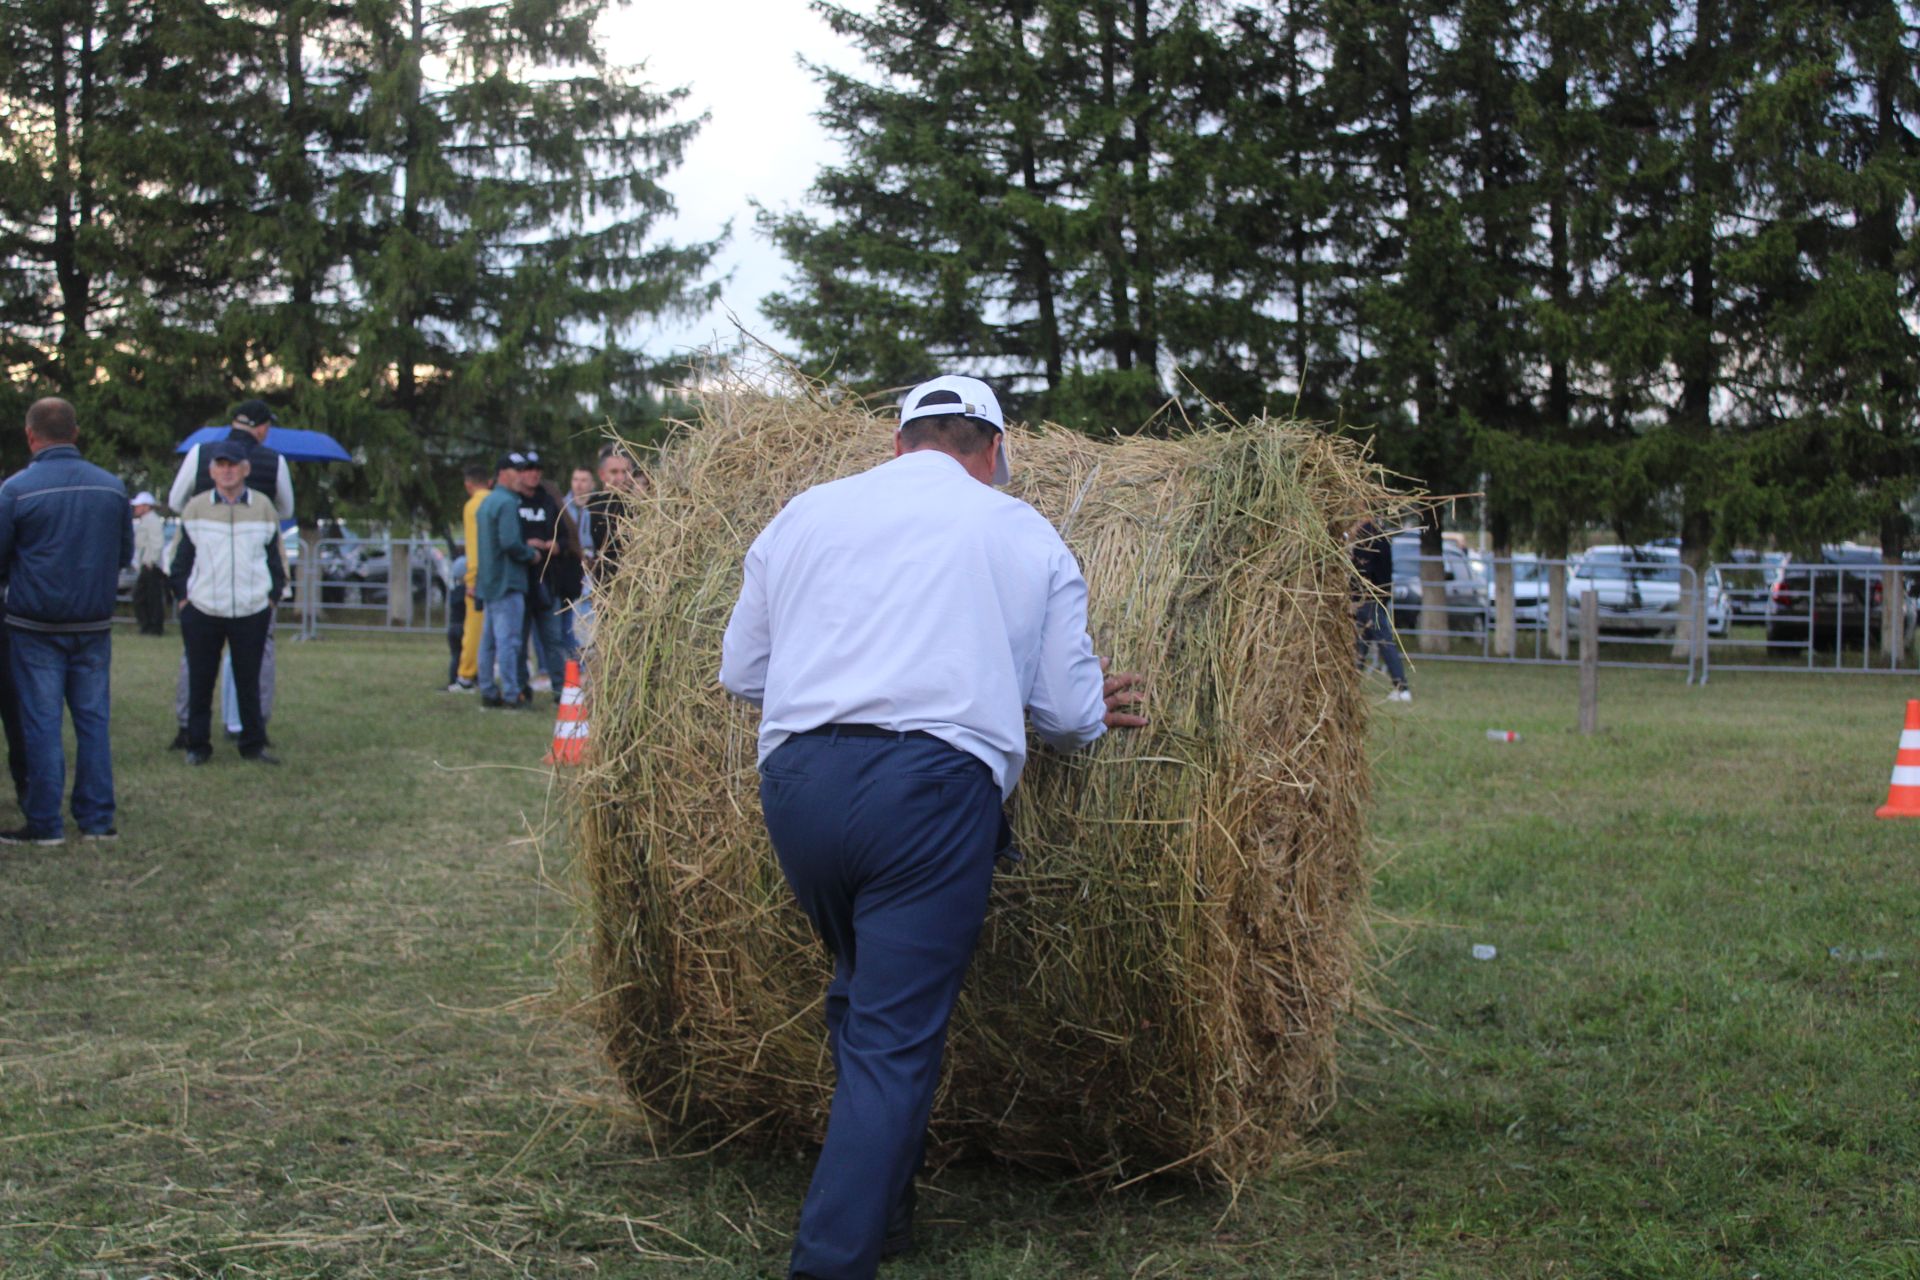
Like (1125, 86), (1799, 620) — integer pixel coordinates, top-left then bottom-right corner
(574, 371), (1388, 1231)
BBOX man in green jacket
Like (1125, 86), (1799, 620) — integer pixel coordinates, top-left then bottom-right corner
(474, 453), (537, 709)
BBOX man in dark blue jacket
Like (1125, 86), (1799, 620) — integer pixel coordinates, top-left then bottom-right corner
(0, 398), (133, 843)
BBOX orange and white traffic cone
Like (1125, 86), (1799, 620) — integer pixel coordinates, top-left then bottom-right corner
(545, 660), (589, 765)
(1874, 699), (1920, 819)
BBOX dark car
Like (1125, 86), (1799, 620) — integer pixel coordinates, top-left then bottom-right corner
(1766, 544), (1915, 650)
(1390, 534), (1488, 635)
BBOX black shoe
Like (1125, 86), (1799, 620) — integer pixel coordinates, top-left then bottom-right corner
(481, 693), (505, 709)
(0, 826), (62, 846)
(185, 748), (212, 765)
(168, 727), (190, 750)
(880, 1180), (915, 1259)
(240, 750), (281, 766)
(81, 827), (118, 840)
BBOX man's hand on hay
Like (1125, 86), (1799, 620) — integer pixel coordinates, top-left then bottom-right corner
(1100, 656), (1148, 730)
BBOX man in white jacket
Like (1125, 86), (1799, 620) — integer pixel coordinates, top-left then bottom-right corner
(168, 441), (287, 766)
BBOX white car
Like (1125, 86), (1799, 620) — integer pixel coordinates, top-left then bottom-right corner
(1568, 546), (1730, 637)
(1487, 553), (1552, 629)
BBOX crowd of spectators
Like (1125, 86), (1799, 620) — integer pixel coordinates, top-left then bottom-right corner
(455, 443), (642, 707)
(0, 393), (641, 843)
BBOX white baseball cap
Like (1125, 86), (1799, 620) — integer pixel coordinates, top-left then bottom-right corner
(898, 375), (1010, 485)
(130, 491), (157, 507)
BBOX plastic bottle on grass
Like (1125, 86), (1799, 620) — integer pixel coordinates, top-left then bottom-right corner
(1486, 729), (1520, 743)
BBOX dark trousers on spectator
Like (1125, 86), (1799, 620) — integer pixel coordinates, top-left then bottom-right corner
(181, 604), (271, 755)
(0, 624), (30, 807)
(517, 590), (570, 692)
(1356, 597), (1408, 687)
(758, 728), (1002, 1280)
(132, 566), (170, 635)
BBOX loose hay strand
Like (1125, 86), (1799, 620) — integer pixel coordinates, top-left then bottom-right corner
(572, 365), (1397, 1186)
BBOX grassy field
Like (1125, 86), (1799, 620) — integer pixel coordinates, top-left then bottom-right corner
(2, 634), (1915, 1278)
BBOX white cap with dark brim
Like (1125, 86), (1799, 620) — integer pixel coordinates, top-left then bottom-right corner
(898, 375), (1010, 485)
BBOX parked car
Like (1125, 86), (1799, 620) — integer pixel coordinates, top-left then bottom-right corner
(1568, 546), (1730, 637)
(1723, 549), (1787, 623)
(1766, 544), (1916, 650)
(319, 536), (454, 608)
(1390, 532), (1489, 635)
(1488, 553), (1551, 629)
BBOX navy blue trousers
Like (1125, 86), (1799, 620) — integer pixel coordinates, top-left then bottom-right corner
(759, 728), (1002, 1280)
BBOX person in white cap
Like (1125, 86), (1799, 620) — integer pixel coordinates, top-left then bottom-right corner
(129, 491), (169, 635)
(720, 373), (1147, 1280)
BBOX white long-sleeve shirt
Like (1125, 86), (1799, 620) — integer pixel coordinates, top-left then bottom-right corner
(720, 449), (1109, 798)
(132, 510), (166, 569)
(168, 442), (294, 521)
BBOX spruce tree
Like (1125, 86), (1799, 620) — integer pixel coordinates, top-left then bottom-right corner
(256, 0), (722, 516)
(0, 0), (262, 478)
(761, 0), (1283, 429)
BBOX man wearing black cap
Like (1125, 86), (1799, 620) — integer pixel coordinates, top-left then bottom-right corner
(166, 399), (295, 749)
(169, 440), (287, 764)
(474, 453), (537, 709)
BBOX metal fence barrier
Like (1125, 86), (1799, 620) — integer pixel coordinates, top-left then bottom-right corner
(114, 535), (456, 638)
(1387, 555), (1700, 680)
(1700, 561), (1919, 680)
(1381, 554), (1920, 684)
(289, 537), (455, 638)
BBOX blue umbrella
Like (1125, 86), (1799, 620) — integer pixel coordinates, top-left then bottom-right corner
(177, 425), (354, 463)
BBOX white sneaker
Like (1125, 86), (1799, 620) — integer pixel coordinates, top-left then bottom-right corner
(446, 680), (476, 694)
(530, 674), (553, 693)
(1391, 687), (1413, 702)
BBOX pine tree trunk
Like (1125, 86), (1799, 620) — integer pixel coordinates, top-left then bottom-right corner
(1493, 557), (1516, 658)
(1547, 561), (1569, 659)
(1672, 1), (1718, 662)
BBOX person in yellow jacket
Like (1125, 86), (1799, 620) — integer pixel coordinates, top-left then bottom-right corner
(449, 464), (491, 691)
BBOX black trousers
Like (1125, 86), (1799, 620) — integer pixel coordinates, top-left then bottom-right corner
(0, 624), (28, 804)
(181, 604), (272, 753)
(132, 566), (171, 635)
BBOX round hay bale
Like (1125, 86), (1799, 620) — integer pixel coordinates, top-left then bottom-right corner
(575, 374), (1389, 1185)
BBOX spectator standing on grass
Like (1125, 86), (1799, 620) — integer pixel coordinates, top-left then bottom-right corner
(512, 451), (570, 696)
(474, 453), (535, 710)
(563, 465), (596, 561)
(719, 375), (1146, 1280)
(166, 399), (294, 748)
(448, 463), (492, 692)
(584, 445), (639, 583)
(130, 491), (169, 635)
(1349, 517), (1410, 702)
(546, 504), (587, 661)
(169, 441), (287, 766)
(446, 551), (469, 687)
(0, 397), (132, 844)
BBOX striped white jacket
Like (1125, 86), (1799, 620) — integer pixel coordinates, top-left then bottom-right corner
(168, 488), (287, 618)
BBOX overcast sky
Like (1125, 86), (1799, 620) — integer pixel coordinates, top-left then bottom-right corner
(598, 2), (876, 363)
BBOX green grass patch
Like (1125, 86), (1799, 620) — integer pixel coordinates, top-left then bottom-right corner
(2, 639), (1915, 1276)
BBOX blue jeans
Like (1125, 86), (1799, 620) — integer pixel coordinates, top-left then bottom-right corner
(1356, 597), (1407, 687)
(759, 728), (1002, 1280)
(478, 589), (524, 702)
(8, 628), (114, 835)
